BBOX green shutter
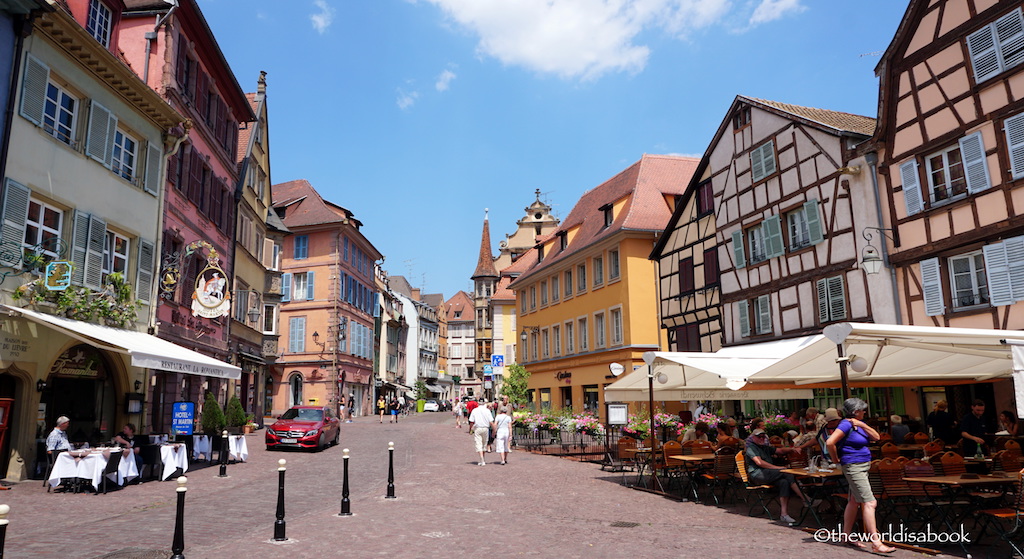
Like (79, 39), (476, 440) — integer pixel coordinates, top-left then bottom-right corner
(738, 301), (750, 338)
(731, 230), (746, 269)
(84, 215), (106, 290)
(805, 200), (823, 244)
(136, 238), (155, 304)
(144, 142), (163, 195)
(764, 215), (784, 258)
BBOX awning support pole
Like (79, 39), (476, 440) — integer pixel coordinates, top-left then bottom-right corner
(836, 343), (851, 401)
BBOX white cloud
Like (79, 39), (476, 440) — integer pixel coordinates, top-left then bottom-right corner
(435, 69), (457, 91)
(421, 0), (741, 80)
(310, 0), (335, 34)
(748, 0), (805, 27)
(397, 88), (420, 110)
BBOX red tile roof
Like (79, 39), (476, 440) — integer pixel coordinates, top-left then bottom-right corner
(744, 96), (876, 136)
(445, 291), (473, 322)
(235, 92), (258, 165)
(271, 179), (348, 228)
(492, 276), (516, 302)
(513, 154), (698, 284)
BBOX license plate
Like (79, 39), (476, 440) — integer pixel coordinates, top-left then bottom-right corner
(281, 438), (297, 444)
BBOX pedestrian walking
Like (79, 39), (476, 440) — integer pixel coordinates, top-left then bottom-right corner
(465, 398), (479, 435)
(486, 401), (498, 452)
(346, 393), (355, 423)
(397, 394), (407, 417)
(493, 407), (513, 465)
(468, 398), (493, 466)
(391, 398), (401, 423)
(377, 396), (387, 423)
(453, 400), (464, 429)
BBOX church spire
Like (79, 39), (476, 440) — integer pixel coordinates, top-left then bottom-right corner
(472, 210), (499, 279)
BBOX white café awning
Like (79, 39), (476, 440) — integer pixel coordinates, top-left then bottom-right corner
(4, 304), (241, 380)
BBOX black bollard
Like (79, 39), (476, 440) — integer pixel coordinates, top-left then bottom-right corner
(339, 449), (352, 516)
(274, 459), (287, 541)
(219, 430), (229, 477)
(170, 476), (187, 559)
(0, 503), (10, 559)
(386, 441), (396, 499)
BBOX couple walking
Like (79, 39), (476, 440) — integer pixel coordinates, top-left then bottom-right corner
(468, 397), (513, 466)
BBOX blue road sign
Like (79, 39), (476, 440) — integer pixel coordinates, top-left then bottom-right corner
(171, 401), (195, 435)
(491, 355), (504, 367)
(483, 365), (493, 375)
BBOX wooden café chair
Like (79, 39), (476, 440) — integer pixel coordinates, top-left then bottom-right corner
(904, 432), (917, 444)
(923, 441), (943, 458)
(976, 473), (1024, 557)
(914, 432), (930, 444)
(878, 432), (892, 442)
(735, 451), (779, 520)
(1006, 440), (1022, 458)
(690, 440), (714, 455)
(994, 449), (1024, 473)
(702, 448), (739, 506)
(880, 442), (900, 459)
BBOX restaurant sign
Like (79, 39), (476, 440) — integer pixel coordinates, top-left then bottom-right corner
(171, 401), (195, 435)
(191, 264), (230, 319)
(49, 345), (102, 378)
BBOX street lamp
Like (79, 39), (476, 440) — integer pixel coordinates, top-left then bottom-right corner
(646, 367), (668, 492)
(860, 227), (896, 275)
(232, 289), (263, 324)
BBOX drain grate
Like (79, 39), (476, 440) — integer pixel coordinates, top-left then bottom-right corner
(610, 521), (641, 528)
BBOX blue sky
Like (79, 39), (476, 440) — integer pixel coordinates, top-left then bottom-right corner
(199, 0), (910, 300)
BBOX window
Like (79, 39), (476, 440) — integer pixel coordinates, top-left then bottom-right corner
(578, 317), (588, 351)
(540, 280), (548, 305)
(529, 286), (537, 309)
(565, 321), (574, 353)
(564, 270), (573, 297)
(343, 236), (349, 261)
(558, 231), (567, 251)
(678, 257), (694, 294)
(86, 1), (113, 47)
(551, 275), (560, 302)
(609, 249), (620, 280)
(577, 264), (587, 292)
(901, 132), (991, 215)
(786, 201), (822, 250)
(744, 216), (783, 265)
(602, 205), (613, 227)
(703, 247), (719, 286)
(593, 257), (604, 287)
(583, 385), (599, 412)
(553, 325), (561, 355)
(696, 180), (714, 215)
(450, 344), (462, 358)
(289, 373), (303, 406)
(286, 271), (315, 301)
(520, 292), (527, 313)
(949, 251), (989, 308)
(294, 235), (308, 259)
(747, 223), (768, 264)
(541, 328), (550, 358)
(926, 145), (967, 203)
(102, 230), (129, 282)
(288, 317), (306, 353)
(967, 8), (1024, 83)
(24, 197), (63, 258)
(262, 304), (277, 334)
(816, 276), (848, 323)
(750, 140), (776, 182)
(594, 312), (606, 348)
(107, 128), (136, 181)
(44, 82), (77, 145)
(739, 295), (772, 337)
(733, 106), (751, 130)
(610, 308), (623, 345)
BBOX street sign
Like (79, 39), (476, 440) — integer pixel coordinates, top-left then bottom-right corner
(171, 401), (194, 435)
(491, 355), (504, 367)
(483, 364), (493, 374)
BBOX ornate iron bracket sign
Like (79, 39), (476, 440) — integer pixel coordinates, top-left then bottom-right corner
(0, 238), (70, 284)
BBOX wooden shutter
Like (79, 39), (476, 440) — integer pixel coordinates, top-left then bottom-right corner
(70, 210), (89, 285)
(85, 100), (117, 167)
(281, 272), (291, 302)
(750, 144), (765, 182)
(731, 230), (746, 269)
(984, 243), (1012, 307)
(1005, 113), (1024, 179)
(738, 301), (750, 338)
(1005, 236), (1024, 301)
(143, 142), (162, 195)
(920, 257), (946, 316)
(703, 247), (719, 286)
(262, 238), (275, 269)
(816, 278), (829, 323)
(195, 72), (208, 119)
(760, 141), (776, 178)
(306, 271), (315, 300)
(996, 9), (1024, 70)
(967, 23), (1002, 82)
(188, 150), (203, 201)
(828, 276), (846, 321)
(764, 215), (784, 257)
(679, 256), (694, 293)
(959, 132), (991, 194)
(175, 39), (188, 89)
(136, 238), (155, 304)
(19, 52), (49, 126)
(805, 200), (823, 244)
(0, 179), (30, 268)
(756, 294), (771, 334)
(84, 215), (106, 290)
(900, 160), (923, 216)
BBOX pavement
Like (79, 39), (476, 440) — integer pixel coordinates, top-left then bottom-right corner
(0, 412), (1007, 558)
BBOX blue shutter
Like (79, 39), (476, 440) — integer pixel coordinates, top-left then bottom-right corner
(282, 272), (291, 302)
(731, 230), (746, 269)
(1005, 113), (1024, 180)
(764, 215), (784, 258)
(84, 215), (106, 290)
(959, 132), (991, 194)
(900, 160), (923, 216)
(920, 258), (946, 316)
(1005, 236), (1024, 301)
(306, 270), (315, 300)
(70, 210), (90, 285)
(0, 179), (30, 268)
(85, 100), (117, 167)
(967, 22), (1001, 83)
(143, 142), (162, 195)
(19, 52), (48, 126)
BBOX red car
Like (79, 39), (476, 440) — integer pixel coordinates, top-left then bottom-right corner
(266, 405), (340, 451)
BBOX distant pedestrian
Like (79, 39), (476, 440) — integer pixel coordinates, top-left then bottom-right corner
(493, 408), (513, 465)
(397, 394), (407, 417)
(338, 401), (346, 423)
(468, 399), (494, 466)
(487, 401), (498, 452)
(453, 400), (465, 428)
(465, 398), (479, 435)
(391, 398), (401, 423)
(377, 396), (387, 423)
(347, 393), (355, 423)
(496, 395), (513, 415)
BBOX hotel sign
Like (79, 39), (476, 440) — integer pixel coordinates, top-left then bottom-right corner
(191, 264), (230, 319)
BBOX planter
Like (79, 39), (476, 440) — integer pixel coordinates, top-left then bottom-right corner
(243, 425), (254, 434)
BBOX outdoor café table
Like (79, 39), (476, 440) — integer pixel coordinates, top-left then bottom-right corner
(780, 467), (845, 528)
(903, 474), (1016, 556)
(964, 457), (993, 474)
(227, 435), (248, 462)
(159, 443), (189, 480)
(48, 448), (138, 491)
(668, 454), (715, 502)
(630, 448), (660, 491)
(192, 434), (212, 461)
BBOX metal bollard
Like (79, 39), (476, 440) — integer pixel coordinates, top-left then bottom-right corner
(339, 448), (352, 516)
(274, 459), (287, 541)
(219, 430), (229, 477)
(170, 476), (187, 559)
(0, 504), (10, 559)
(386, 441), (396, 499)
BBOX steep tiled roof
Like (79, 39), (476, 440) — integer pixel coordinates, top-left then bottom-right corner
(492, 276), (516, 302)
(271, 179), (348, 228)
(745, 96), (876, 137)
(472, 218), (499, 279)
(388, 276), (415, 298)
(236, 92), (259, 165)
(445, 291), (473, 322)
(513, 154), (698, 284)
(421, 293), (445, 308)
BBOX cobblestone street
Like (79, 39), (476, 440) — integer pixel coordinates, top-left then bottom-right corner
(1, 413), (998, 558)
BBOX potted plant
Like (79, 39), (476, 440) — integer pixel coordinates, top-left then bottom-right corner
(244, 414), (258, 434)
(224, 394), (247, 434)
(200, 392), (226, 435)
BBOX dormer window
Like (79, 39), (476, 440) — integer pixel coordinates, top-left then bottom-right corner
(600, 203), (613, 228)
(558, 231), (567, 251)
(87, 0), (113, 48)
(733, 106), (751, 130)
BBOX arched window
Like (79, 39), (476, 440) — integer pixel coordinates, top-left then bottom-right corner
(289, 373), (303, 406)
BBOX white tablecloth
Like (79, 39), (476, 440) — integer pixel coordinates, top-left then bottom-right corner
(227, 435), (248, 462)
(192, 435), (212, 461)
(48, 449), (138, 489)
(160, 444), (189, 480)
(148, 434), (169, 445)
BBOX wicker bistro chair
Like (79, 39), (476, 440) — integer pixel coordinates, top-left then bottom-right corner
(701, 448), (739, 505)
(735, 451), (779, 520)
(976, 473), (1024, 556)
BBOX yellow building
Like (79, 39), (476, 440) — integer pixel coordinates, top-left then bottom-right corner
(511, 155), (698, 418)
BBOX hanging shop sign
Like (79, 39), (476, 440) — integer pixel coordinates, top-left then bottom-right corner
(191, 263), (230, 318)
(44, 261), (73, 291)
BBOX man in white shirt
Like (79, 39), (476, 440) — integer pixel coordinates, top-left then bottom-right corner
(468, 398), (494, 466)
